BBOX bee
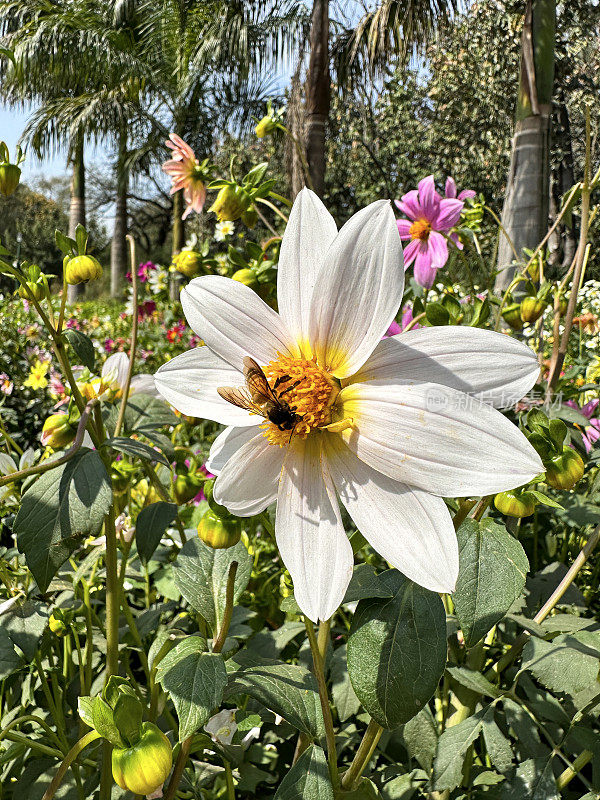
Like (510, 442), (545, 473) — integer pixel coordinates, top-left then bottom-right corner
(218, 357), (302, 433)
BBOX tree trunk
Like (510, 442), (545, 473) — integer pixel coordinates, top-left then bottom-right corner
(495, 0), (556, 292)
(110, 130), (128, 298)
(305, 0), (329, 197)
(170, 189), (185, 300)
(67, 134), (86, 302)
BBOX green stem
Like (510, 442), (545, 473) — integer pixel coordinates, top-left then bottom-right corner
(556, 749), (593, 790)
(0, 715), (65, 752)
(113, 236), (139, 438)
(224, 759), (236, 799)
(304, 618), (339, 789)
(213, 561), (238, 653)
(341, 719), (383, 790)
(163, 737), (192, 800)
(41, 731), (101, 800)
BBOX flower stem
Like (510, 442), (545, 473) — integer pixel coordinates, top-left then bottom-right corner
(341, 719), (383, 790)
(224, 759), (236, 799)
(304, 618), (339, 789)
(114, 236), (139, 438)
(41, 731), (101, 800)
(163, 736), (193, 800)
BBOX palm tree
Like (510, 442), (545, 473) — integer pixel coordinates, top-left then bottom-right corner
(495, 0), (556, 290)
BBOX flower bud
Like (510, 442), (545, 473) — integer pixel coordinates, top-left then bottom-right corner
(520, 296), (545, 323)
(558, 297), (568, 317)
(501, 302), (523, 330)
(64, 254), (103, 285)
(494, 489), (536, 518)
(41, 413), (76, 449)
(112, 722), (172, 796)
(241, 206), (258, 228)
(18, 281), (45, 301)
(198, 508), (241, 549)
(232, 268), (258, 288)
(545, 448), (585, 490)
(172, 250), (201, 278)
(255, 115), (278, 138)
(0, 163), (21, 197)
(173, 473), (203, 504)
(209, 186), (250, 222)
(49, 609), (71, 637)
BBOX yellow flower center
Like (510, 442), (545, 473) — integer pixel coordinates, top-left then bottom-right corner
(261, 354), (338, 446)
(409, 218), (432, 241)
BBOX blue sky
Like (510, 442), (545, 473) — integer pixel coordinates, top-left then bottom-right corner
(0, 105), (68, 178)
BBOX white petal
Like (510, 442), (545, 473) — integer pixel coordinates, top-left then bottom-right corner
(309, 200), (404, 378)
(324, 436), (458, 593)
(275, 435), (353, 622)
(207, 426), (260, 474)
(338, 382), (544, 497)
(213, 433), (284, 516)
(277, 188), (337, 353)
(181, 275), (299, 371)
(0, 453), (17, 475)
(102, 352), (129, 389)
(130, 373), (161, 398)
(350, 327), (540, 407)
(19, 448), (36, 471)
(154, 347), (257, 426)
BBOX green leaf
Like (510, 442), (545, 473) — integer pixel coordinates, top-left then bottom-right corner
(425, 302), (450, 326)
(401, 705), (438, 772)
(78, 697), (94, 729)
(330, 644), (361, 722)
(481, 714), (513, 773)
(136, 502), (178, 565)
(104, 436), (170, 468)
(498, 758), (559, 800)
(527, 490), (563, 510)
(14, 449), (112, 592)
(274, 745), (333, 800)
(226, 651), (325, 739)
(343, 564), (395, 603)
(446, 665), (501, 698)
(55, 229), (76, 256)
(173, 537), (252, 632)
(548, 418), (567, 450)
(1, 600), (48, 660)
(0, 627), (22, 679)
(336, 778), (382, 798)
(520, 634), (600, 697)
(110, 394), (178, 435)
(432, 707), (487, 791)
(453, 519), (528, 647)
(92, 696), (125, 747)
(62, 329), (95, 371)
(156, 637), (227, 741)
(347, 569), (447, 729)
(113, 693), (144, 746)
(74, 224), (88, 255)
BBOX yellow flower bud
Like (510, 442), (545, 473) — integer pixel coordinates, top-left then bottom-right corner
(198, 509), (241, 549)
(41, 414), (76, 449)
(18, 281), (45, 301)
(64, 255), (103, 285)
(0, 163), (21, 197)
(255, 115), (278, 138)
(172, 250), (201, 278)
(209, 186), (250, 222)
(232, 268), (258, 288)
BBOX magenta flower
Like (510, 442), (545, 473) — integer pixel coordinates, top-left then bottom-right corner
(444, 177), (476, 202)
(137, 261), (157, 283)
(104, 338), (115, 353)
(566, 399), (600, 453)
(396, 175), (465, 290)
(383, 305), (422, 338)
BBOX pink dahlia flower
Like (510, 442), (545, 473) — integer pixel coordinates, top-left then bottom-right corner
(162, 133), (207, 220)
(566, 398), (600, 453)
(396, 175), (465, 290)
(444, 177), (476, 202)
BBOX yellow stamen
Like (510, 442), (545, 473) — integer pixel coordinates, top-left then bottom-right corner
(409, 218), (431, 241)
(261, 354), (338, 446)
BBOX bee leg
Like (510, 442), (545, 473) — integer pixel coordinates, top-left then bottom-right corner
(278, 379), (302, 397)
(273, 374), (292, 390)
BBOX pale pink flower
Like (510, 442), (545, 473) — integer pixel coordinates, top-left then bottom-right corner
(566, 399), (600, 453)
(0, 373), (13, 395)
(162, 134), (207, 220)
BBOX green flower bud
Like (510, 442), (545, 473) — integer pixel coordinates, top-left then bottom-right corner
(198, 508), (241, 549)
(172, 250), (201, 278)
(241, 206), (258, 228)
(494, 489), (536, 518)
(520, 296), (545, 323)
(545, 448), (585, 490)
(209, 186), (250, 222)
(502, 302), (523, 330)
(41, 414), (76, 449)
(49, 609), (71, 637)
(111, 722), (172, 796)
(0, 163), (21, 197)
(231, 268), (258, 288)
(64, 254), (103, 285)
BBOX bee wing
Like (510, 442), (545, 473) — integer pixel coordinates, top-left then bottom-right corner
(243, 356), (278, 404)
(217, 386), (266, 417)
